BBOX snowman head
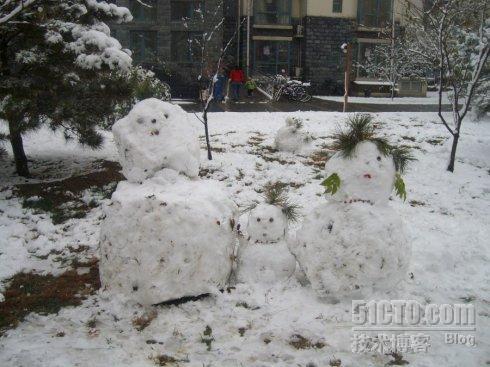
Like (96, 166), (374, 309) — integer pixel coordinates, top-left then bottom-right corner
(247, 203), (287, 242)
(323, 114), (413, 204)
(285, 116), (304, 131)
(246, 183), (300, 243)
(129, 98), (186, 134)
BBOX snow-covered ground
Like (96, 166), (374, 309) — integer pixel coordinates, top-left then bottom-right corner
(315, 91), (451, 105)
(0, 111), (489, 366)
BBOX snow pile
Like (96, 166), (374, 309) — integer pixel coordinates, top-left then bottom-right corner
(100, 169), (238, 305)
(274, 116), (312, 153)
(237, 203), (296, 284)
(290, 140), (410, 300)
(112, 99), (200, 182)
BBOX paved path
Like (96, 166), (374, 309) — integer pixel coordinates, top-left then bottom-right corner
(179, 96), (452, 113)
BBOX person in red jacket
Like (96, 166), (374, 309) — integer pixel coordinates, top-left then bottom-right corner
(229, 66), (245, 101)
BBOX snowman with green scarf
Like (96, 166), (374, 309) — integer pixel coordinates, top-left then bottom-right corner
(289, 114), (414, 301)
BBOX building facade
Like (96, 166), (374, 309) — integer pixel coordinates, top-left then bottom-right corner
(110, 0), (421, 96)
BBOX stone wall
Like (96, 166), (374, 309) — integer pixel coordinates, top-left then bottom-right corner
(303, 16), (356, 94)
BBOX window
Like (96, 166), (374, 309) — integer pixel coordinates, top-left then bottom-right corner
(333, 0), (343, 13)
(254, 41), (290, 75)
(358, 0), (392, 28)
(254, 0), (291, 25)
(171, 31), (203, 63)
(130, 31), (157, 63)
(171, 1), (205, 21)
(129, 0), (157, 22)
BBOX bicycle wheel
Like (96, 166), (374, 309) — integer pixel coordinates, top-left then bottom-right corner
(300, 93), (312, 102)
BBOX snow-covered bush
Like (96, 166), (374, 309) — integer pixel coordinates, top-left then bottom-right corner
(100, 169), (238, 305)
(274, 117), (312, 153)
(289, 115), (413, 300)
(112, 99), (200, 182)
(237, 183), (299, 284)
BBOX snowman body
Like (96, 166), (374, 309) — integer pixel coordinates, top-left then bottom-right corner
(289, 141), (410, 300)
(237, 204), (296, 284)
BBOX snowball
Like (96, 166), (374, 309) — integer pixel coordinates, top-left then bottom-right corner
(325, 141), (395, 204)
(274, 117), (312, 153)
(112, 99), (200, 182)
(236, 240), (296, 284)
(289, 201), (410, 300)
(236, 203), (296, 284)
(99, 170), (238, 305)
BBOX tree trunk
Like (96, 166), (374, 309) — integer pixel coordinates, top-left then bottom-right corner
(8, 120), (29, 177)
(447, 132), (459, 173)
(203, 109), (213, 160)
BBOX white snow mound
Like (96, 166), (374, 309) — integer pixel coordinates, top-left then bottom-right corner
(289, 201), (410, 300)
(112, 98), (200, 182)
(99, 170), (238, 305)
(274, 116), (312, 153)
(325, 141), (395, 204)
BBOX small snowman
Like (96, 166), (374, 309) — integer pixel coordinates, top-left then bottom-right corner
(274, 116), (312, 153)
(236, 183), (299, 285)
(289, 114), (413, 301)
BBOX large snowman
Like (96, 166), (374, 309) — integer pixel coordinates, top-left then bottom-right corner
(289, 115), (412, 301)
(236, 184), (298, 285)
(100, 99), (238, 305)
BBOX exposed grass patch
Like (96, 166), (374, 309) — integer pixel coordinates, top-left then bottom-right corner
(235, 301), (260, 310)
(153, 354), (188, 366)
(14, 160), (123, 224)
(401, 136), (417, 142)
(307, 149), (331, 168)
(426, 138), (446, 146)
(289, 334), (326, 350)
(387, 352), (409, 365)
(0, 259), (100, 335)
(201, 325), (214, 351)
(132, 309), (158, 331)
(409, 200), (427, 207)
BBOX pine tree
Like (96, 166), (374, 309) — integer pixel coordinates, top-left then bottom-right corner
(0, 0), (134, 176)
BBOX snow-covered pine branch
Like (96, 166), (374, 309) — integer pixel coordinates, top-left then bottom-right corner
(0, 0), (134, 176)
(0, 0), (37, 24)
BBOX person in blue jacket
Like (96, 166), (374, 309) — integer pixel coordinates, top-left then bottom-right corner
(213, 69), (227, 102)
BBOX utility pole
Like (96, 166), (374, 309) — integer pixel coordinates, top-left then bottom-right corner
(237, 0), (241, 65)
(246, 0), (252, 76)
(342, 42), (352, 113)
(390, 0), (396, 99)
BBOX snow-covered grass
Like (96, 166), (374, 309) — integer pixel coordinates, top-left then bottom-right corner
(0, 111), (489, 367)
(315, 91), (451, 105)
